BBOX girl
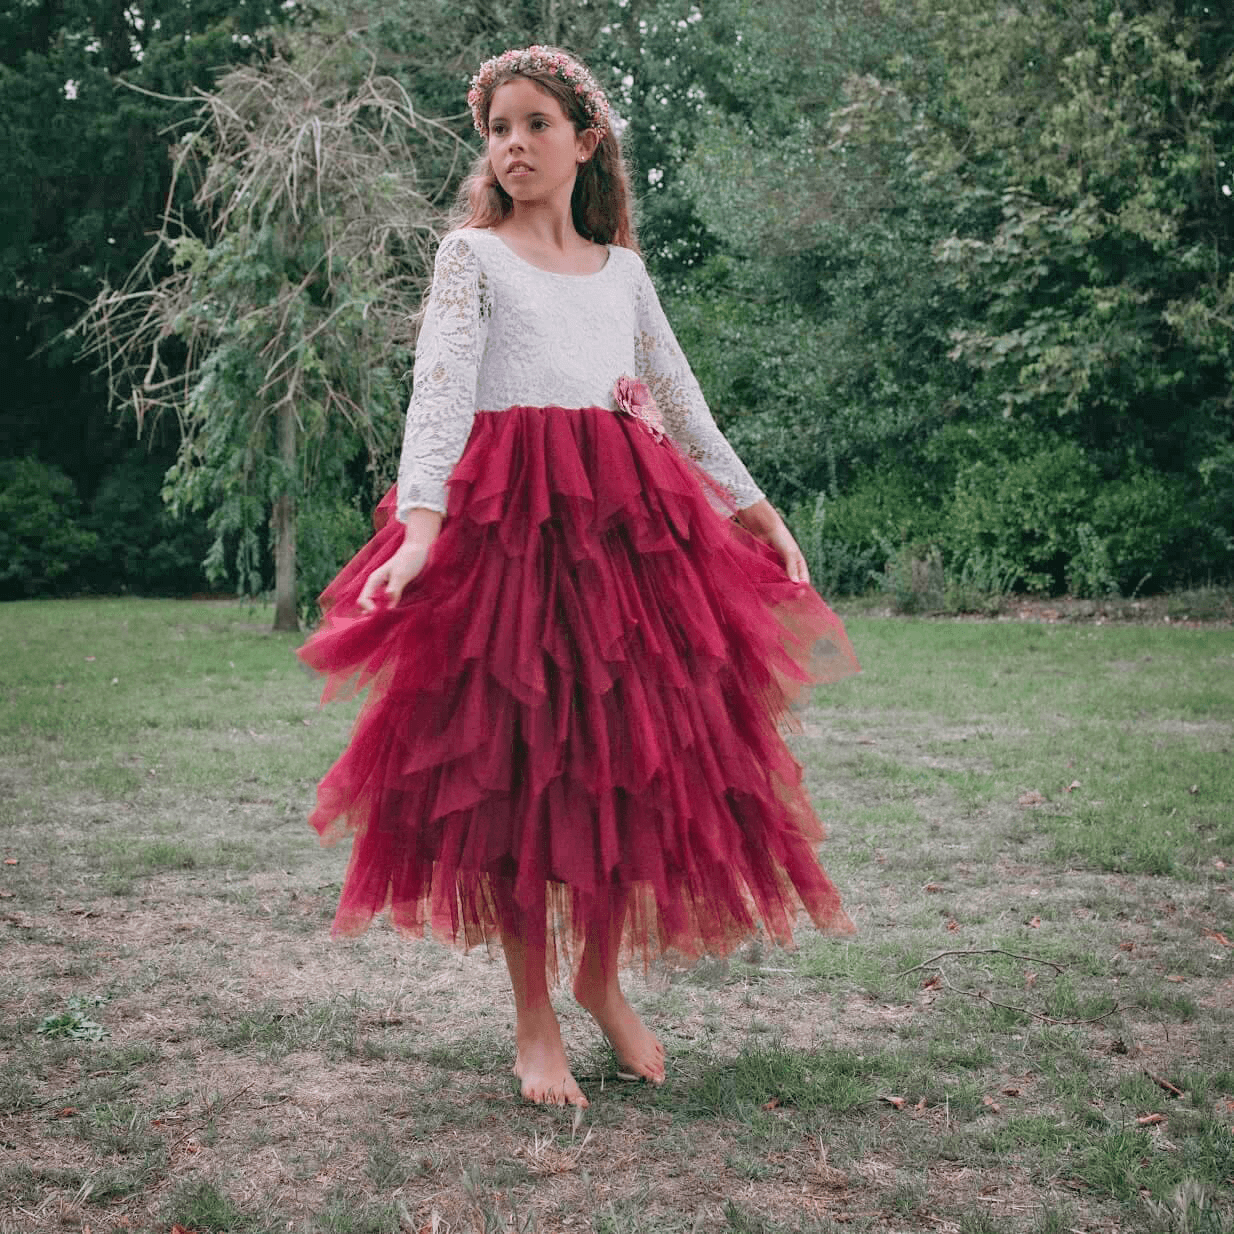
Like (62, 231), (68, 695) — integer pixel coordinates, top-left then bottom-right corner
(299, 45), (860, 1109)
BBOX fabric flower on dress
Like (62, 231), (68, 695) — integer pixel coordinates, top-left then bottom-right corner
(613, 376), (666, 443)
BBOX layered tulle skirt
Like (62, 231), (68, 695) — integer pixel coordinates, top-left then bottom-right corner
(299, 405), (860, 973)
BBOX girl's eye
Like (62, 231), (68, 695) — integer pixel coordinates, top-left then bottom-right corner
(531, 119), (548, 130)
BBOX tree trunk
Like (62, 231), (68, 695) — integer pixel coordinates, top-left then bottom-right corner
(272, 402), (299, 632)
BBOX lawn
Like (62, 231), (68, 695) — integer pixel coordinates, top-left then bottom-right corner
(1, 598), (1231, 1234)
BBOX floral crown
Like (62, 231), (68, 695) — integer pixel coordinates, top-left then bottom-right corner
(467, 45), (610, 137)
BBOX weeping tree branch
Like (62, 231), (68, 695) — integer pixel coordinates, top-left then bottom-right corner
(75, 39), (471, 630)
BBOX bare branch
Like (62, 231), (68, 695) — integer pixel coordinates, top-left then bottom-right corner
(896, 948), (1068, 978)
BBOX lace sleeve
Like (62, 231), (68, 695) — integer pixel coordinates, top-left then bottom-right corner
(633, 263), (764, 509)
(396, 233), (491, 520)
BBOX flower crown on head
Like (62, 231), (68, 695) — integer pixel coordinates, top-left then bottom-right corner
(467, 45), (611, 137)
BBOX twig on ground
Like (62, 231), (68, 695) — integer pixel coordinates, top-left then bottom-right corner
(935, 974), (1125, 1026)
(168, 1081), (256, 1152)
(1144, 1071), (1185, 1098)
(896, 948), (1067, 978)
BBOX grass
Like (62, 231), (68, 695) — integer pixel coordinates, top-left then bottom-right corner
(0, 597), (1232, 1233)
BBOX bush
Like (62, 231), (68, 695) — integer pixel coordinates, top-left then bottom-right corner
(946, 437), (1100, 593)
(296, 497), (372, 621)
(1090, 468), (1221, 595)
(86, 453), (212, 595)
(787, 492), (884, 598)
(0, 459), (98, 598)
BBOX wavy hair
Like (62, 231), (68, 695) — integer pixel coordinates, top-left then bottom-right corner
(450, 48), (639, 253)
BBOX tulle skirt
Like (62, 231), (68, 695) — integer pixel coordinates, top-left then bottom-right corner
(299, 405), (860, 975)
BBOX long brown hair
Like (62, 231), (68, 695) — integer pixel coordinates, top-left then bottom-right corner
(451, 48), (639, 253)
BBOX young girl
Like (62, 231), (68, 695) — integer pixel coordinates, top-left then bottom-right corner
(299, 45), (860, 1109)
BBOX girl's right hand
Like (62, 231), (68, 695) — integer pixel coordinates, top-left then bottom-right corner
(358, 509), (443, 613)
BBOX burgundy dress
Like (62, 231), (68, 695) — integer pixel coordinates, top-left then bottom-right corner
(298, 228), (860, 976)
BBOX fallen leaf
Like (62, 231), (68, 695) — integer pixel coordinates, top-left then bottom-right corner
(1215, 859), (1228, 871)
(1118, 941), (1136, 952)
(762, 1097), (781, 1110)
(0, 891), (12, 899)
(1188, 784), (1199, 795)
(1165, 974), (1186, 983)
(946, 918), (959, 932)
(110, 677), (119, 685)
(914, 1097), (927, 1112)
(1203, 930), (1230, 947)
(1066, 779), (1081, 792)
(3, 858), (16, 866)
(880, 1095), (905, 1109)
(1108, 1039), (1129, 1055)
(1018, 790), (1045, 806)
(53, 1107), (77, 1118)
(982, 1095), (1001, 1113)
(1028, 916), (1042, 928)
(1001, 1087), (1021, 1097)
(1025, 971), (1038, 988)
(924, 883), (944, 893)
(1137, 1114), (1166, 1126)
(921, 974), (943, 991)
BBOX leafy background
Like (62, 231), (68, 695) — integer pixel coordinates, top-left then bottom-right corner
(2, 0), (1232, 612)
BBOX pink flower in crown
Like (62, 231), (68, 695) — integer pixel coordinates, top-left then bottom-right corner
(613, 376), (666, 443)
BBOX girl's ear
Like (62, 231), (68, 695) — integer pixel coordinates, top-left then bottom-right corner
(576, 127), (602, 163)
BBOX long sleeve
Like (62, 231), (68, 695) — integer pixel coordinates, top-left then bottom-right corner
(396, 233), (491, 519)
(633, 263), (765, 509)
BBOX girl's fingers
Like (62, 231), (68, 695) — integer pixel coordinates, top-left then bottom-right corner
(358, 565), (389, 613)
(385, 573), (408, 606)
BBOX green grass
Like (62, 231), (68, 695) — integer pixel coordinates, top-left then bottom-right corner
(0, 598), (1231, 1234)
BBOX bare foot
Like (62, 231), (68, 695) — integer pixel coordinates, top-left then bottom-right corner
(513, 1007), (589, 1108)
(574, 984), (666, 1084)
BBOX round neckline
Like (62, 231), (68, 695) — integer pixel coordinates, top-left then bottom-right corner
(478, 228), (612, 279)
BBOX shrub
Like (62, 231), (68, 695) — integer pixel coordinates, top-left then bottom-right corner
(1090, 468), (1219, 594)
(296, 497), (372, 621)
(946, 438), (1100, 593)
(86, 453), (212, 595)
(0, 458), (98, 598)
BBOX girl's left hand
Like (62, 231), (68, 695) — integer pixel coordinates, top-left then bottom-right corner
(736, 500), (810, 585)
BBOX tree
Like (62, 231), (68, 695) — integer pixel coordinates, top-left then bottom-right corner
(78, 39), (465, 628)
(0, 0), (288, 597)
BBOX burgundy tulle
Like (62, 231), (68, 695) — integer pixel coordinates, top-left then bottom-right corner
(299, 405), (860, 974)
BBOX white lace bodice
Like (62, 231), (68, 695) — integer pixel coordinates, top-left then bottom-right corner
(396, 227), (765, 519)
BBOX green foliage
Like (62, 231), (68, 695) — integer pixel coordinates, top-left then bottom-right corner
(9, 0), (1234, 601)
(0, 459), (98, 598)
(654, 0), (1233, 593)
(37, 996), (109, 1042)
(85, 452), (212, 595)
(947, 436), (1099, 593)
(297, 499), (372, 621)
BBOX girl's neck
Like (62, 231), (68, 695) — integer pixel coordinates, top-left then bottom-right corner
(499, 203), (581, 252)
(493, 205), (606, 275)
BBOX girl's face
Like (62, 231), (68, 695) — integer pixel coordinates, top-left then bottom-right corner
(487, 77), (599, 205)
